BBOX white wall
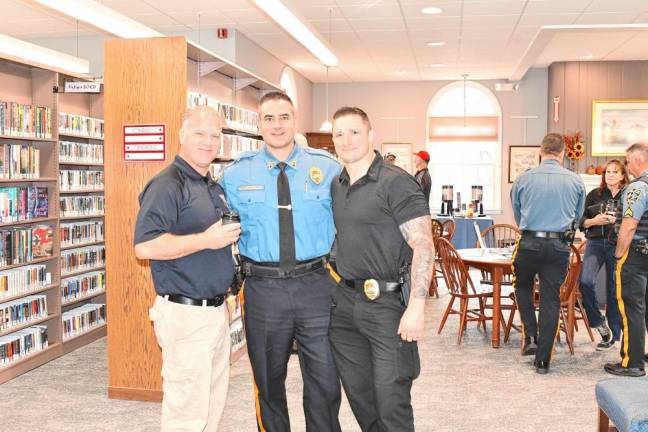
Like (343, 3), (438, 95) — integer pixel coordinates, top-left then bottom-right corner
(311, 69), (549, 225)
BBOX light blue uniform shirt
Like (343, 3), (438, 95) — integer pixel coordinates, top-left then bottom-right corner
(511, 159), (586, 232)
(620, 170), (648, 240)
(220, 144), (341, 262)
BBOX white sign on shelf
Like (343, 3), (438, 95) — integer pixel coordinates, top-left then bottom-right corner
(123, 124), (166, 162)
(64, 81), (101, 93)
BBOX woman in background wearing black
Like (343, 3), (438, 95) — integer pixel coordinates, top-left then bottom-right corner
(579, 159), (629, 350)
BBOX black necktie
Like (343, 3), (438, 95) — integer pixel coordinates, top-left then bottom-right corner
(277, 162), (296, 273)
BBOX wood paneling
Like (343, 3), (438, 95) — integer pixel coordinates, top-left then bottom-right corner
(104, 36), (187, 401)
(548, 60), (648, 172)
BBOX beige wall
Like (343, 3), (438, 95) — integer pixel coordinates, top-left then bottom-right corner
(548, 60), (648, 172)
(311, 69), (549, 225)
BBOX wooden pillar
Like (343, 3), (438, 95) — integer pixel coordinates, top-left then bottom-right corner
(104, 36), (187, 401)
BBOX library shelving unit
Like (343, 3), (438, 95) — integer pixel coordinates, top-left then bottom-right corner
(57, 73), (106, 356)
(0, 58), (60, 383)
(104, 36), (279, 402)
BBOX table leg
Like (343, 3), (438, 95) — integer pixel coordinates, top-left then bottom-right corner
(492, 267), (502, 348)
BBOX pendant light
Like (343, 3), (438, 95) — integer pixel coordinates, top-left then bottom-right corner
(320, 8), (333, 132)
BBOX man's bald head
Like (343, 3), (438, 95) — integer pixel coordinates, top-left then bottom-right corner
(178, 105), (224, 174)
(181, 105), (223, 133)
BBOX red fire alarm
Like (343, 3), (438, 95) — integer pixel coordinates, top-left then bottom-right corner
(217, 28), (229, 39)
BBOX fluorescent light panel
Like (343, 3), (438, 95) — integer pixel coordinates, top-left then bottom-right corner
(33, 0), (162, 39)
(0, 33), (89, 74)
(253, 0), (338, 67)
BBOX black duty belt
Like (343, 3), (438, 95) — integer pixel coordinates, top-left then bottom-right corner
(242, 256), (326, 278)
(522, 230), (564, 239)
(631, 239), (648, 255)
(166, 294), (225, 307)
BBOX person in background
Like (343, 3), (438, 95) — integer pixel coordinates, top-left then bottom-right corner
(384, 152), (396, 164)
(134, 106), (240, 431)
(413, 150), (431, 203)
(510, 133), (586, 374)
(579, 159), (628, 350)
(605, 142), (648, 377)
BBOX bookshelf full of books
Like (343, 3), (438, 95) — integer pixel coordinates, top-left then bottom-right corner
(0, 58), (62, 383)
(57, 75), (106, 357)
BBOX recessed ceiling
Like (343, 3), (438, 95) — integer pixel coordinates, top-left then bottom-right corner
(4, 0), (648, 83)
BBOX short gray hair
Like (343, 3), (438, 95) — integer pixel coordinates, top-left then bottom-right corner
(181, 105), (222, 130)
(626, 142), (648, 162)
(541, 133), (564, 156)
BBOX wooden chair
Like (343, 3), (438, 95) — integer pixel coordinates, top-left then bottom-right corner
(571, 239), (595, 341)
(441, 219), (456, 241)
(476, 224), (520, 249)
(435, 237), (496, 345)
(429, 219), (444, 298)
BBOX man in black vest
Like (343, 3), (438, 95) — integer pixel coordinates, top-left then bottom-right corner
(606, 142), (648, 377)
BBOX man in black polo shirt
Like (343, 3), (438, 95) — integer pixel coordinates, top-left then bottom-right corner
(329, 107), (434, 431)
(134, 106), (241, 431)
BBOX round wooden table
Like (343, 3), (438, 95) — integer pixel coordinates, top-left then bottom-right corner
(457, 248), (513, 348)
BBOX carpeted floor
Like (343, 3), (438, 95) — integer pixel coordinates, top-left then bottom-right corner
(0, 282), (629, 432)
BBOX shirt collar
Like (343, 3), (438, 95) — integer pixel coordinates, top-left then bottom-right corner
(174, 155), (211, 181)
(541, 159), (560, 166)
(263, 142), (301, 171)
(339, 151), (383, 184)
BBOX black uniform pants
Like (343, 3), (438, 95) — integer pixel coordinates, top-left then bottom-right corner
(329, 283), (420, 432)
(242, 268), (342, 432)
(616, 248), (648, 369)
(512, 236), (570, 363)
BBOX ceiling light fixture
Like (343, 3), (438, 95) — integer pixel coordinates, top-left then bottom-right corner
(253, 0), (338, 67)
(395, 70), (406, 75)
(583, 54), (596, 60)
(0, 33), (89, 74)
(427, 41), (446, 47)
(33, 0), (162, 38)
(429, 63), (446, 67)
(421, 7), (443, 15)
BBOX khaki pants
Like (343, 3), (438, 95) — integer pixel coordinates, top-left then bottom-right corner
(149, 295), (231, 432)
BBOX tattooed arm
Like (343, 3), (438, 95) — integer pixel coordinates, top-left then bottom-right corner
(397, 215), (435, 341)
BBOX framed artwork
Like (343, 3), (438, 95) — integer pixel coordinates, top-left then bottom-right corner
(381, 142), (413, 174)
(592, 99), (648, 156)
(508, 146), (540, 183)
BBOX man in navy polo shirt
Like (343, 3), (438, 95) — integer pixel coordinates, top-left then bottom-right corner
(134, 106), (240, 431)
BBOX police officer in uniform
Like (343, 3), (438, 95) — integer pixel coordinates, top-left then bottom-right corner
(605, 142), (648, 377)
(329, 107), (434, 431)
(221, 92), (342, 431)
(134, 106), (241, 431)
(510, 133), (586, 374)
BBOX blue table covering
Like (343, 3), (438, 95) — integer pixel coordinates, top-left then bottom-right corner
(435, 216), (494, 249)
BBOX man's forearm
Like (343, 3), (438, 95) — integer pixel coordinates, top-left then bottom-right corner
(135, 232), (205, 260)
(399, 216), (435, 304)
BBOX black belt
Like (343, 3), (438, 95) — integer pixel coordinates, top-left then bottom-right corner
(242, 256), (326, 278)
(522, 230), (564, 239)
(166, 294), (225, 307)
(343, 279), (401, 293)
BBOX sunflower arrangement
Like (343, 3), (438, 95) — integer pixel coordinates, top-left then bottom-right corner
(564, 131), (585, 161)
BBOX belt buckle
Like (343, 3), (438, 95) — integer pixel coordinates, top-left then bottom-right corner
(363, 279), (380, 301)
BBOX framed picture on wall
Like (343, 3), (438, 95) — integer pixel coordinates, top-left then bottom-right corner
(592, 99), (648, 156)
(382, 143), (413, 174)
(508, 146), (540, 183)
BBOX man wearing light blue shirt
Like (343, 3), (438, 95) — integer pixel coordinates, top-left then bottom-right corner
(510, 133), (586, 374)
(221, 92), (342, 432)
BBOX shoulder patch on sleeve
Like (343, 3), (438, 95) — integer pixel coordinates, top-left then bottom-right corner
(625, 187), (642, 207)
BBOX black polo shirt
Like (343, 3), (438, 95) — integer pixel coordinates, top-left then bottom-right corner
(134, 156), (234, 298)
(332, 151), (430, 281)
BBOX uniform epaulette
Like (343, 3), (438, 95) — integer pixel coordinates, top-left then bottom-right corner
(303, 146), (337, 161)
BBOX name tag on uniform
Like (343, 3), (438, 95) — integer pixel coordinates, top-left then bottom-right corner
(238, 185), (265, 191)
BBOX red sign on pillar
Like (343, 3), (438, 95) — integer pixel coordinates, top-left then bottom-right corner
(123, 124), (166, 161)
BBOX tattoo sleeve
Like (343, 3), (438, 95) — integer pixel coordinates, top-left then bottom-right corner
(399, 216), (435, 300)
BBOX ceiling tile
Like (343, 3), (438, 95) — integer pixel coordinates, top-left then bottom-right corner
(524, 0), (590, 14)
(405, 16), (463, 30)
(346, 18), (405, 31)
(462, 15), (519, 27)
(517, 14), (579, 27)
(463, 1), (525, 16)
(585, 0), (648, 14)
(575, 12), (643, 25)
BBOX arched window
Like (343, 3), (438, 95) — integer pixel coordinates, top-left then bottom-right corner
(426, 81), (502, 212)
(280, 67), (297, 109)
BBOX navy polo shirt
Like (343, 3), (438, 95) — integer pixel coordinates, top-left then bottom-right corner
(134, 156), (234, 298)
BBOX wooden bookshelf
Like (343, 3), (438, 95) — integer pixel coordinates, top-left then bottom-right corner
(59, 161), (104, 167)
(61, 265), (106, 279)
(0, 57), (106, 384)
(61, 239), (105, 251)
(105, 36), (278, 402)
(62, 324), (106, 355)
(59, 133), (103, 140)
(59, 189), (104, 194)
(60, 214), (104, 221)
(62, 289), (106, 307)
